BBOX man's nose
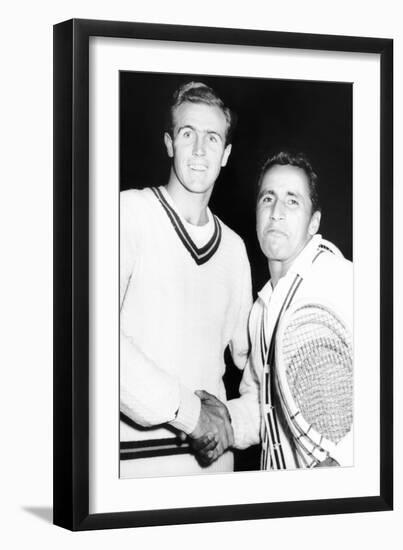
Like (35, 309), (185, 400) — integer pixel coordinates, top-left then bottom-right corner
(193, 134), (206, 156)
(270, 199), (285, 220)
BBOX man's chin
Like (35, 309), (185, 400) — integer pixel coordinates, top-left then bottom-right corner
(260, 241), (285, 260)
(183, 181), (215, 194)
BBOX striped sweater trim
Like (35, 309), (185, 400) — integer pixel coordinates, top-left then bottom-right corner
(151, 187), (222, 265)
(120, 437), (191, 460)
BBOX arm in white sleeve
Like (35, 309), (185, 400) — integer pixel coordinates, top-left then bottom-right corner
(226, 251), (260, 449)
(120, 191), (201, 433)
(228, 243), (253, 370)
(120, 332), (200, 431)
(227, 352), (262, 450)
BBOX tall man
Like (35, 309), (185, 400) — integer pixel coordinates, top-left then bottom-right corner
(120, 82), (252, 478)
(197, 151), (353, 469)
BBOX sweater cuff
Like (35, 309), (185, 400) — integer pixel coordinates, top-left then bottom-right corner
(226, 399), (242, 447)
(169, 386), (201, 434)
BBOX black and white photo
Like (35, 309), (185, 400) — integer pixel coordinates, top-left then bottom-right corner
(119, 72), (353, 478)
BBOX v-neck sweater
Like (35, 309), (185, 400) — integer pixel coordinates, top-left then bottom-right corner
(120, 186), (252, 477)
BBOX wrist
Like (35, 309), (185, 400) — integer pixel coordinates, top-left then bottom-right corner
(169, 385), (201, 434)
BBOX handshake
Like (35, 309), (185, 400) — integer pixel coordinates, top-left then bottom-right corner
(181, 390), (234, 466)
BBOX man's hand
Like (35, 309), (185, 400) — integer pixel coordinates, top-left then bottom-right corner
(189, 390), (234, 466)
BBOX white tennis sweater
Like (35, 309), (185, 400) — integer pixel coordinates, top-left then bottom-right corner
(120, 187), (252, 477)
(227, 235), (353, 469)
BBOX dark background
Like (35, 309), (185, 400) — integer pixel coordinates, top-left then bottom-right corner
(120, 71), (353, 471)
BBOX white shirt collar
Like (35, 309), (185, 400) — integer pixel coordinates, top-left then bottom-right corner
(159, 186), (214, 247)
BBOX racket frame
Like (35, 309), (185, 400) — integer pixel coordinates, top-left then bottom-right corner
(275, 299), (353, 465)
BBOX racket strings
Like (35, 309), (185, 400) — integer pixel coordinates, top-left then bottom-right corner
(282, 307), (352, 444)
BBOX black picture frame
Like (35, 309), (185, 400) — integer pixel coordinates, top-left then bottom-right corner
(53, 18), (393, 531)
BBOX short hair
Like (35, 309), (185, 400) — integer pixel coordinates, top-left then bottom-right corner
(166, 81), (236, 146)
(257, 151), (321, 214)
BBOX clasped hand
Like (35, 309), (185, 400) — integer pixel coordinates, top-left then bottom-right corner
(187, 390), (234, 466)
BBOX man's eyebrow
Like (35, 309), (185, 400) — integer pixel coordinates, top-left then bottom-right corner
(257, 189), (305, 201)
(177, 124), (195, 133)
(206, 130), (224, 139)
(286, 190), (304, 200)
(257, 188), (275, 200)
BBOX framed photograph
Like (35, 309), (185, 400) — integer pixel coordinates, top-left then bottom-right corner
(53, 18), (393, 530)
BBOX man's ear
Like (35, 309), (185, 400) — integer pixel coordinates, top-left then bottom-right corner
(221, 144), (232, 167)
(164, 132), (174, 158)
(309, 210), (321, 236)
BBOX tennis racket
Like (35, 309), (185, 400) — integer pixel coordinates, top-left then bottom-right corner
(275, 300), (353, 467)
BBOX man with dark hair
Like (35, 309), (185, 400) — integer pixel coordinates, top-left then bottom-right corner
(120, 81), (252, 478)
(196, 151), (353, 470)
(258, 151), (321, 214)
